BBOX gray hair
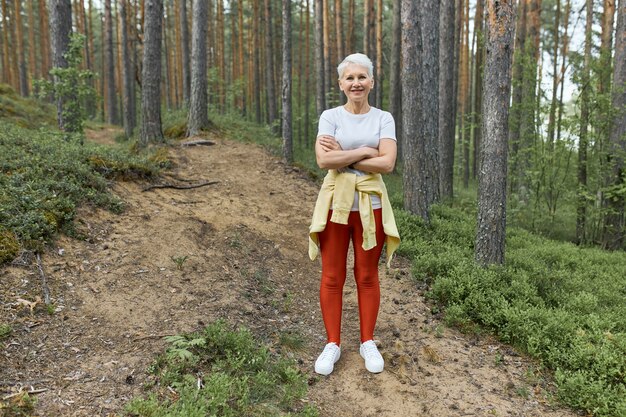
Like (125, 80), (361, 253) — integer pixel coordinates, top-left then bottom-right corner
(337, 53), (374, 79)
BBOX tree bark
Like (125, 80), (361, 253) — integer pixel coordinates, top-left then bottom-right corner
(120, 0), (135, 137)
(375, 0), (383, 107)
(577, 0), (593, 245)
(14, 0), (28, 96)
(48, 0), (73, 132)
(264, 0), (277, 130)
(253, 0), (262, 123)
(186, 0), (210, 137)
(140, 0), (164, 144)
(546, 0), (561, 149)
(315, 0), (326, 115)
(104, 0), (119, 124)
(1, 0), (9, 84)
(475, 0), (516, 266)
(439, 0), (455, 198)
(282, 0), (293, 162)
(389, 0), (402, 159)
(509, 0), (527, 193)
(471, 0), (485, 179)
(603, 0), (626, 249)
(180, 0), (191, 108)
(402, 0), (440, 222)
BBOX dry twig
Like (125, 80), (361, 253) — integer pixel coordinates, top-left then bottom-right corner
(142, 181), (219, 192)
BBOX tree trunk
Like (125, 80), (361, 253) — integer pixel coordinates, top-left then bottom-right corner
(140, 0), (164, 144)
(315, 0), (325, 115)
(402, 0), (440, 222)
(40, 0), (52, 80)
(509, 0), (527, 193)
(104, 0), (119, 124)
(1, 0), (9, 84)
(120, 0), (135, 137)
(439, 0), (455, 198)
(347, 0), (355, 53)
(187, 0), (210, 136)
(375, 0), (383, 107)
(14, 0), (28, 96)
(389, 0), (402, 158)
(253, 0), (262, 123)
(27, 0), (37, 84)
(305, 0), (311, 145)
(335, 0), (343, 69)
(459, 0), (471, 189)
(179, 0), (190, 108)
(48, 0), (73, 132)
(323, 0), (332, 103)
(577, 0), (593, 245)
(546, 0), (561, 149)
(603, 0), (626, 249)
(471, 0), (485, 179)
(264, 0), (277, 130)
(282, 0), (293, 162)
(475, 0), (515, 266)
(237, 0), (245, 114)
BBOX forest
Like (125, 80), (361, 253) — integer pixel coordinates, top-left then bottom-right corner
(1, 0), (625, 416)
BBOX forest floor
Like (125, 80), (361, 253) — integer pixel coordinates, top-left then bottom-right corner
(1, 126), (583, 417)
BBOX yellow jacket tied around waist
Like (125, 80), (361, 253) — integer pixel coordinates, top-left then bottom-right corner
(309, 170), (400, 267)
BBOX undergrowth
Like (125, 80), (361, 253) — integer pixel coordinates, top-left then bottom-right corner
(126, 320), (317, 417)
(0, 120), (160, 258)
(395, 203), (626, 417)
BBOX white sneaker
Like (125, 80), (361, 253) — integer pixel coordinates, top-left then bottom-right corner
(360, 340), (384, 373)
(314, 342), (341, 375)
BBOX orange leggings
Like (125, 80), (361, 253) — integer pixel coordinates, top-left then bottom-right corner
(318, 208), (385, 345)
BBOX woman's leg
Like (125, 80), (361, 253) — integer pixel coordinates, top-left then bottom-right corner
(318, 212), (351, 345)
(351, 209), (385, 343)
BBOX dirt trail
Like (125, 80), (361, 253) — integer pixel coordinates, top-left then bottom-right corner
(1, 128), (580, 416)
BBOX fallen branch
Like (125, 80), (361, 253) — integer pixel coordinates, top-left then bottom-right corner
(2, 388), (48, 400)
(36, 253), (51, 305)
(180, 139), (216, 147)
(134, 333), (177, 341)
(142, 181), (219, 192)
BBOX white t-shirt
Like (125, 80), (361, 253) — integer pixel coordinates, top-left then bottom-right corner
(317, 106), (396, 211)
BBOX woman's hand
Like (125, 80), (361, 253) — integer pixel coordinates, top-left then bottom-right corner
(318, 135), (342, 152)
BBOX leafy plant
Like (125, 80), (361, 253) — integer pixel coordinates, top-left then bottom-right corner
(126, 320), (317, 417)
(34, 33), (96, 138)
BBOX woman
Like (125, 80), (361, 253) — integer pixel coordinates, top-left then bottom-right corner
(309, 53), (400, 376)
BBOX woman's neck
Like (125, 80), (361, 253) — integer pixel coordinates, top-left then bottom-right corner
(344, 100), (371, 114)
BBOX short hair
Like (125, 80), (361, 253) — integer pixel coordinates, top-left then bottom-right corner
(337, 53), (374, 79)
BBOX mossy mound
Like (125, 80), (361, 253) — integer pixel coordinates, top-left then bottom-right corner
(0, 228), (19, 264)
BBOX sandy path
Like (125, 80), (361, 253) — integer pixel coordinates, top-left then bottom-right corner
(0, 129), (580, 416)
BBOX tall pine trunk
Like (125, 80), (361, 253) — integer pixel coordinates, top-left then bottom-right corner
(389, 0), (402, 157)
(180, 0), (190, 108)
(471, 0), (485, 179)
(577, 0), (593, 245)
(603, 0), (626, 249)
(120, 0), (135, 137)
(282, 0), (293, 162)
(315, 0), (325, 115)
(48, 0), (73, 132)
(14, 0), (28, 96)
(264, 0), (277, 129)
(439, 0), (455, 198)
(140, 0), (164, 144)
(104, 0), (119, 124)
(475, 0), (515, 265)
(402, 0), (440, 222)
(187, 0), (210, 136)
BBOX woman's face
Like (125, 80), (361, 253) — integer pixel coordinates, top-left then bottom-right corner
(338, 64), (373, 103)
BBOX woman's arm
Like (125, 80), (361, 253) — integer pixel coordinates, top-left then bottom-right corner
(352, 139), (397, 174)
(315, 135), (378, 170)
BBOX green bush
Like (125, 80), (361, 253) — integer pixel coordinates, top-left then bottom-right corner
(395, 204), (626, 416)
(0, 121), (158, 259)
(126, 321), (317, 417)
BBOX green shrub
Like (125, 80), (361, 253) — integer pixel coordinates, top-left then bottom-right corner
(395, 203), (626, 416)
(126, 321), (317, 417)
(0, 121), (158, 260)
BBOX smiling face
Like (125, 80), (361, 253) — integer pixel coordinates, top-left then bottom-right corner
(338, 64), (374, 103)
